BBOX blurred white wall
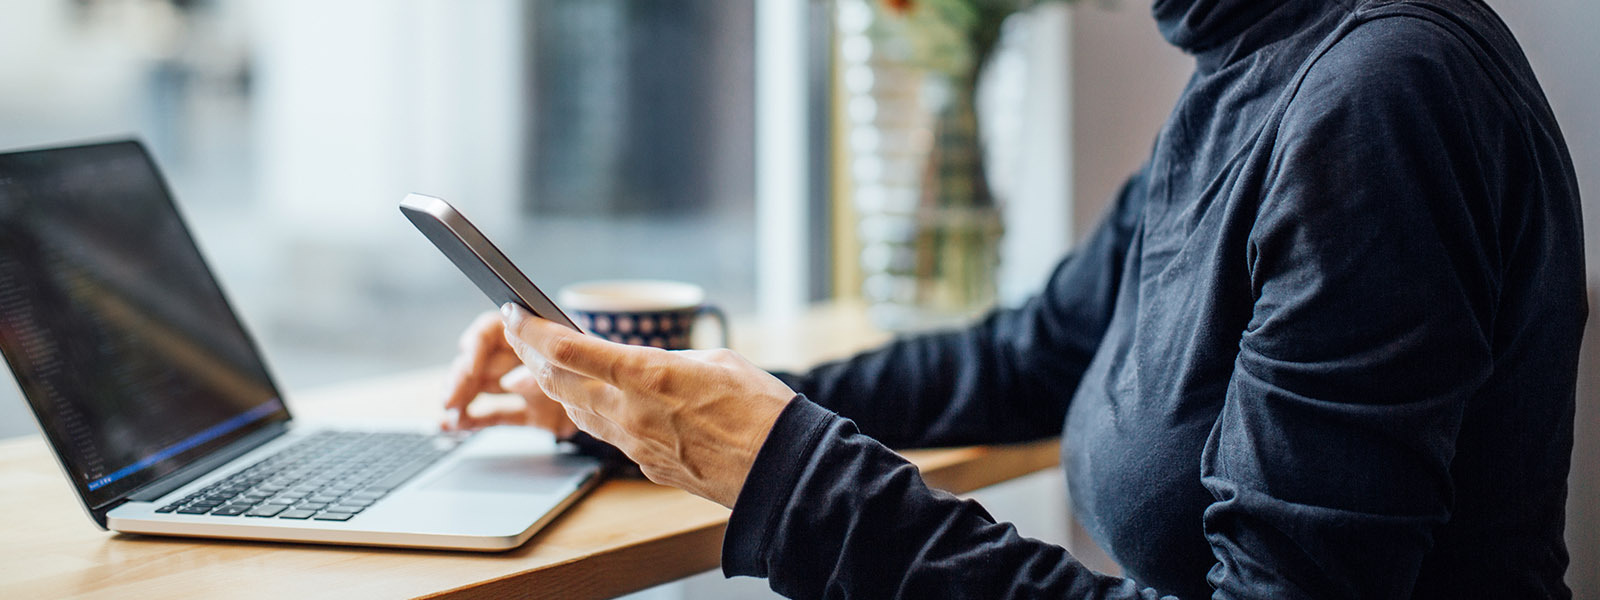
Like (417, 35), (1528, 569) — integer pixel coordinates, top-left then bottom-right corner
(243, 0), (532, 375)
(0, 1), (162, 146)
(249, 0), (524, 244)
(989, 6), (1075, 306)
(1067, 3), (1189, 238)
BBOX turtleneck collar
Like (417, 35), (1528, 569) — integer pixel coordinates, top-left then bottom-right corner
(1152, 0), (1287, 52)
(1153, 0), (1344, 68)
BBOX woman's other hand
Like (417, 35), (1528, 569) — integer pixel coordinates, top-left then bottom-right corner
(442, 311), (579, 438)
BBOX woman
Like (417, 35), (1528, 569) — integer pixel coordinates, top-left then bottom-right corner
(444, 0), (1584, 597)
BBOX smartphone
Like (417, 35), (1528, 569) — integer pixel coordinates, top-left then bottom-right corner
(399, 193), (582, 332)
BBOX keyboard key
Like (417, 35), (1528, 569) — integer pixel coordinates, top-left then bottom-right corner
(155, 505), (180, 513)
(246, 505), (287, 517)
(277, 509), (318, 520)
(296, 502), (328, 511)
(211, 506), (250, 516)
(323, 505), (363, 514)
(371, 471), (424, 490)
(313, 511), (355, 521)
(176, 506), (212, 514)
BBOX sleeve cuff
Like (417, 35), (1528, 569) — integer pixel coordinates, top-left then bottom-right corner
(769, 370), (807, 394)
(721, 393), (836, 578)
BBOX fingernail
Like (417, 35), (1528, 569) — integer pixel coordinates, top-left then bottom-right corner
(500, 302), (518, 321)
(444, 408), (461, 429)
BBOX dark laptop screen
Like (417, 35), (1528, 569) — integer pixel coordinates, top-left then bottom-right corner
(0, 141), (287, 508)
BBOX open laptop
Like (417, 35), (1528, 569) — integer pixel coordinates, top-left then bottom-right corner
(0, 140), (604, 551)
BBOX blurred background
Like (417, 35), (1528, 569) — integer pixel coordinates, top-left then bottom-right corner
(0, 0), (1595, 597)
(0, 0), (767, 399)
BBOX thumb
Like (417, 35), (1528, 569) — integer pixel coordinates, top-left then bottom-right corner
(499, 303), (557, 368)
(501, 302), (640, 384)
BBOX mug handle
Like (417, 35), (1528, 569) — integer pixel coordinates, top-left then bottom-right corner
(695, 304), (730, 348)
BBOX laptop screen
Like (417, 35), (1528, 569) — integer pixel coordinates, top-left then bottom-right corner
(0, 141), (288, 508)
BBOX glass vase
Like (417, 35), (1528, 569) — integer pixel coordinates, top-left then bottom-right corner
(844, 21), (1004, 332)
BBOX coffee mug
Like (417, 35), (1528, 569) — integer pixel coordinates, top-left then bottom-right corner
(557, 279), (728, 350)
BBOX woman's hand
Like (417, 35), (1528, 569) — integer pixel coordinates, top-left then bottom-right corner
(499, 304), (793, 508)
(441, 311), (579, 438)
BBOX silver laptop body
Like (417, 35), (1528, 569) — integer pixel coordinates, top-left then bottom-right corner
(0, 140), (602, 551)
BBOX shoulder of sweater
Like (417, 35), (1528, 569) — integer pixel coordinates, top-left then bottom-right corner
(1273, 3), (1519, 142)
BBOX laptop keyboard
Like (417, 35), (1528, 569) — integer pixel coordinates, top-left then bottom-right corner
(154, 431), (461, 522)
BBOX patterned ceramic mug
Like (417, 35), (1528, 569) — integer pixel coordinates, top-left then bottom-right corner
(557, 280), (728, 350)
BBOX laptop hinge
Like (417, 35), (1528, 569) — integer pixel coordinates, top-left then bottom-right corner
(122, 420), (289, 503)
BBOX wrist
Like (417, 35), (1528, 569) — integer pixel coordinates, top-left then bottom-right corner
(713, 393), (793, 506)
(722, 395), (837, 577)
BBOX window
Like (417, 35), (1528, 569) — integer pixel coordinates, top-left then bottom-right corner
(0, 0), (785, 435)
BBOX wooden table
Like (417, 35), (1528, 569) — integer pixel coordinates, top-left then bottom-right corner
(0, 303), (1061, 599)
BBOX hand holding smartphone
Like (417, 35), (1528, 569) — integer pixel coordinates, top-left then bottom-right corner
(401, 194), (630, 463)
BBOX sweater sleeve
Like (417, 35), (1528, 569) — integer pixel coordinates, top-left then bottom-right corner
(723, 395), (1175, 600)
(774, 170), (1147, 449)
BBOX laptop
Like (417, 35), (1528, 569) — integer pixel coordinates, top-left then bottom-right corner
(0, 140), (604, 551)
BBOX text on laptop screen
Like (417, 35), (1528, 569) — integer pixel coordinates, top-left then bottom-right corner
(0, 141), (287, 507)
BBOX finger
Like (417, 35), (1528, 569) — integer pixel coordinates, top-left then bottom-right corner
(458, 311), (505, 356)
(553, 418), (580, 440)
(444, 354), (483, 414)
(501, 304), (651, 386)
(447, 346), (526, 412)
(535, 363), (626, 418)
(480, 352), (524, 393)
(531, 402), (576, 437)
(445, 313), (509, 412)
(501, 365), (577, 436)
(499, 364), (540, 396)
(455, 408), (531, 430)
(501, 363), (557, 403)
(560, 402), (630, 456)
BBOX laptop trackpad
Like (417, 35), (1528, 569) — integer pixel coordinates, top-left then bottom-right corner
(423, 454), (594, 494)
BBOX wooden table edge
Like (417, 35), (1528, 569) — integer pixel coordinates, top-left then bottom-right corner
(424, 438), (1063, 600)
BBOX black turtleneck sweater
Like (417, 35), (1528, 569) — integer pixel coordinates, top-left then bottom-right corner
(722, 1), (1585, 598)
